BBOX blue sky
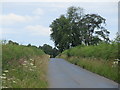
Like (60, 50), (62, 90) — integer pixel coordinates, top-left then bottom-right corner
(0, 1), (118, 47)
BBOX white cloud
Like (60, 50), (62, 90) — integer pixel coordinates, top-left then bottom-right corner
(25, 25), (51, 36)
(0, 13), (34, 25)
(33, 8), (44, 15)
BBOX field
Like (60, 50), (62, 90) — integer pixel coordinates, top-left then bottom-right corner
(1, 43), (49, 88)
(58, 43), (119, 83)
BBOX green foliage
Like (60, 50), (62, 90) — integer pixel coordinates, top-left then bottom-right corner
(39, 44), (59, 58)
(50, 6), (110, 52)
(2, 41), (49, 88)
(59, 43), (119, 83)
(2, 56), (48, 88)
(2, 44), (44, 69)
(62, 43), (118, 60)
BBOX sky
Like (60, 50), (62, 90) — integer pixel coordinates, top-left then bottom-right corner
(0, 0), (119, 47)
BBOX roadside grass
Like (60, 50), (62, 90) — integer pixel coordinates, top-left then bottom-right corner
(61, 43), (118, 60)
(2, 44), (49, 88)
(58, 43), (119, 83)
(59, 55), (118, 83)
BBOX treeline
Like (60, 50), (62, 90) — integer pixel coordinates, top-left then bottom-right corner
(2, 40), (59, 57)
(50, 6), (110, 52)
(39, 44), (59, 58)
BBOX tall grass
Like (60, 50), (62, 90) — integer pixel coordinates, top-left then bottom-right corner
(0, 43), (2, 89)
(2, 43), (49, 88)
(58, 43), (119, 83)
(61, 43), (118, 60)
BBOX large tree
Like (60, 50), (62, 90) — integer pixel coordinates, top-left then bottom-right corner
(50, 6), (110, 52)
(50, 15), (71, 52)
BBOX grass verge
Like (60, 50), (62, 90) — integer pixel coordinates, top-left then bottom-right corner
(2, 44), (49, 88)
(58, 43), (119, 83)
(59, 55), (118, 83)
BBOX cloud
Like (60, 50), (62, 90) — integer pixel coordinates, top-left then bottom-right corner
(32, 8), (44, 15)
(0, 13), (42, 26)
(0, 13), (34, 25)
(25, 25), (51, 36)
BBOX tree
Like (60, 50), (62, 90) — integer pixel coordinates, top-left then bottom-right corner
(27, 44), (31, 47)
(40, 44), (59, 57)
(95, 27), (110, 43)
(8, 40), (19, 45)
(66, 6), (84, 47)
(50, 15), (71, 52)
(114, 32), (120, 43)
(50, 6), (110, 52)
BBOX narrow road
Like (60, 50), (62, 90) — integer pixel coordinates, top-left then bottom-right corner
(48, 58), (118, 88)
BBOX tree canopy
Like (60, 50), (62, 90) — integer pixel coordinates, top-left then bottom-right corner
(39, 44), (59, 57)
(50, 6), (110, 52)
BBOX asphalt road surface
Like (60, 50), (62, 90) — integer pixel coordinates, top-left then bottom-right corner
(48, 58), (118, 88)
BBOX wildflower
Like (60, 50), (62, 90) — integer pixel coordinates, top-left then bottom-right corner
(4, 70), (9, 73)
(2, 86), (8, 88)
(30, 63), (34, 66)
(113, 61), (118, 64)
(33, 66), (36, 68)
(1, 76), (6, 79)
(2, 73), (6, 76)
(115, 59), (120, 61)
(30, 59), (33, 61)
(0, 76), (2, 78)
(13, 81), (16, 83)
(29, 69), (33, 71)
(24, 61), (27, 63)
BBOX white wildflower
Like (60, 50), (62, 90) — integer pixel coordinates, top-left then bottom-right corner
(33, 66), (36, 68)
(2, 86), (8, 88)
(0, 76), (2, 78)
(30, 59), (33, 61)
(2, 73), (6, 76)
(29, 69), (33, 71)
(30, 63), (34, 66)
(24, 61), (27, 63)
(4, 70), (9, 73)
(115, 59), (119, 61)
(13, 81), (16, 83)
(113, 61), (118, 65)
(1, 76), (6, 79)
